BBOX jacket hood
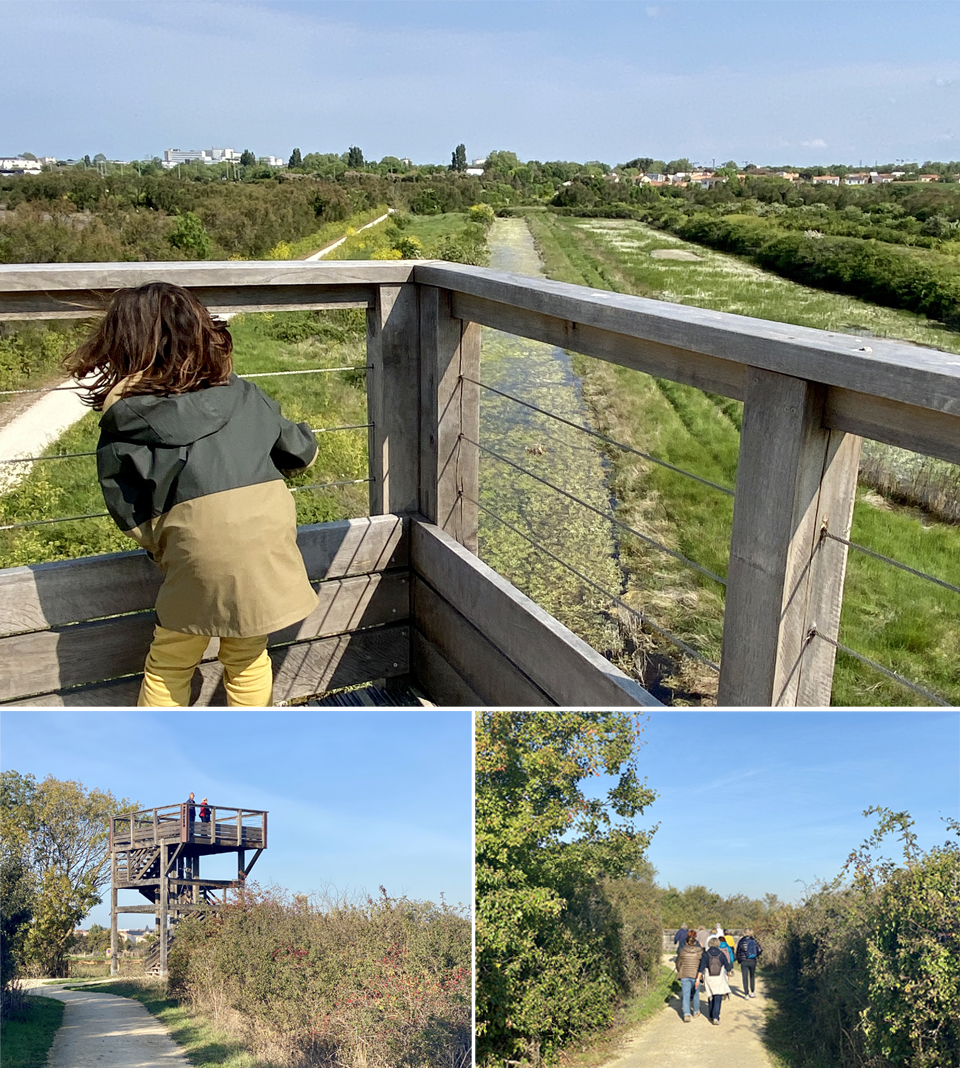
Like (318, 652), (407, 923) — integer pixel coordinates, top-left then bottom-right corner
(99, 376), (242, 446)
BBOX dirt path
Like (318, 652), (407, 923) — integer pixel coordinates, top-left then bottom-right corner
(25, 980), (191, 1068)
(602, 959), (777, 1068)
(0, 383), (89, 492)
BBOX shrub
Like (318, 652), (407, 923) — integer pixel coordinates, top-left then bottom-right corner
(169, 884), (471, 1068)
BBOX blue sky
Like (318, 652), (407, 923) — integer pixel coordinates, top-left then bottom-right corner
(630, 710), (960, 904)
(6, 1), (959, 167)
(0, 709), (472, 928)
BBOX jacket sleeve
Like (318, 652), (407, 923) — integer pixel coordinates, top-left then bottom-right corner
(97, 439), (164, 536)
(270, 416), (318, 472)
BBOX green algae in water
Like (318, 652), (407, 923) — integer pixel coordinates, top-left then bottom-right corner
(478, 219), (623, 656)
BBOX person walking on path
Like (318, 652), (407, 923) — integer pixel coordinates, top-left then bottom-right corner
(675, 930), (703, 1022)
(695, 925), (709, 948)
(736, 929), (763, 998)
(698, 937), (734, 1025)
(673, 922), (689, 951)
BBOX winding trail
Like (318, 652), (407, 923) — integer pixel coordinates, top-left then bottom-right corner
(25, 979), (190, 1068)
(601, 958), (777, 1068)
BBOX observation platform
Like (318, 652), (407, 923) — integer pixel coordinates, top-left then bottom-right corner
(109, 802), (267, 976)
(2, 259), (958, 707)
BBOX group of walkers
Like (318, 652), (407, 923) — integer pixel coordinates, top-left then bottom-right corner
(672, 923), (763, 1025)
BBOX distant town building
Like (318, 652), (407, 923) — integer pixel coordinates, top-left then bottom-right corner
(465, 167), (484, 176)
(260, 156), (285, 167)
(0, 156), (42, 175)
(162, 147), (239, 169)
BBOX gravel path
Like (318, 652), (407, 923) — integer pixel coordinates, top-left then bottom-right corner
(25, 980), (191, 1068)
(0, 382), (89, 492)
(602, 960), (777, 1068)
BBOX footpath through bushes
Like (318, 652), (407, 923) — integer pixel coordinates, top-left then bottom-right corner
(767, 808), (959, 1068)
(167, 885), (471, 1068)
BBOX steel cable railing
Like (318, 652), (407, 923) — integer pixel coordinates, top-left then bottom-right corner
(465, 490), (720, 674)
(465, 435), (727, 587)
(475, 383), (958, 706)
(0, 366), (371, 530)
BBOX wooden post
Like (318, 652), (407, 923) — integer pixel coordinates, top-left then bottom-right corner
(418, 285), (480, 550)
(159, 842), (168, 978)
(718, 369), (861, 706)
(367, 284), (420, 516)
(110, 849), (118, 976)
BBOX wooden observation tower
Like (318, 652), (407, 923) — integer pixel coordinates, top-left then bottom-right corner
(108, 802), (267, 977)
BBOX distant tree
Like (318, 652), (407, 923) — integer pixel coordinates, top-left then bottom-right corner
(93, 153), (107, 163)
(85, 923), (110, 955)
(623, 157), (655, 172)
(451, 143), (467, 172)
(169, 211), (211, 259)
(666, 158), (692, 174)
(346, 146), (364, 169)
(83, 155), (92, 168)
(0, 772), (137, 978)
(240, 149), (256, 167)
(288, 147), (303, 169)
(20, 152), (37, 161)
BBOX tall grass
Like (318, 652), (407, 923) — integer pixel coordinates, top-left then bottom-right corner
(526, 212), (960, 705)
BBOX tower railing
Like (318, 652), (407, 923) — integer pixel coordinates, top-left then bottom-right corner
(2, 259), (958, 706)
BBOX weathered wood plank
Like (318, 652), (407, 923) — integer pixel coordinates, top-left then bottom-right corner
(718, 369), (860, 706)
(452, 291), (746, 399)
(410, 630), (484, 707)
(0, 515), (407, 636)
(412, 575), (552, 705)
(826, 387), (960, 467)
(0, 572), (409, 702)
(419, 286), (481, 549)
(417, 262), (960, 419)
(367, 285), (420, 515)
(0, 261), (415, 291)
(4, 625), (410, 707)
(410, 520), (659, 707)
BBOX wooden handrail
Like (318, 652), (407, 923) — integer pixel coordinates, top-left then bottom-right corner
(4, 260), (956, 706)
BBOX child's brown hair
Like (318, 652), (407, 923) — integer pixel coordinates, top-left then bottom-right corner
(65, 281), (233, 410)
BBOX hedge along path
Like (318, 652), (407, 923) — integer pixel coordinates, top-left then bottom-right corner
(604, 959), (777, 1068)
(24, 982), (191, 1068)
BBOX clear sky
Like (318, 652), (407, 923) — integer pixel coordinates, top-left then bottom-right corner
(629, 710), (960, 905)
(0, 709), (473, 928)
(7, 1), (959, 168)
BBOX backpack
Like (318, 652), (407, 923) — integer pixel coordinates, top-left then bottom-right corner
(745, 938), (759, 959)
(707, 950), (724, 976)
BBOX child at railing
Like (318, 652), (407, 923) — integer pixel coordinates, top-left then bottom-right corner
(65, 282), (319, 707)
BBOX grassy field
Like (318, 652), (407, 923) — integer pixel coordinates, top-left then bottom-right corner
(0, 309), (369, 568)
(1, 994), (65, 1068)
(525, 211), (960, 706)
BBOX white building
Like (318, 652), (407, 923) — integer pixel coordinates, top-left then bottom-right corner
(261, 156), (284, 167)
(0, 156), (42, 175)
(162, 147), (239, 169)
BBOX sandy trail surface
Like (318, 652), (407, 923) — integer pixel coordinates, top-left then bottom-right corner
(25, 979), (191, 1068)
(0, 381), (89, 492)
(601, 958), (777, 1068)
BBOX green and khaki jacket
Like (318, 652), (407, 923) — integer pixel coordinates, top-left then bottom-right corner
(97, 374), (319, 638)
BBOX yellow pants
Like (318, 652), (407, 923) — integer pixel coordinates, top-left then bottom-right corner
(138, 626), (273, 707)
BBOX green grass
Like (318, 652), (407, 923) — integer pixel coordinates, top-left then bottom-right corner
(323, 211), (471, 261)
(0, 995), (65, 1068)
(64, 980), (263, 1068)
(0, 309), (370, 568)
(265, 205), (389, 259)
(556, 966), (678, 1068)
(526, 211), (960, 706)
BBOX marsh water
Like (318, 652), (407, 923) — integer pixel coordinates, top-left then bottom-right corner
(477, 218), (622, 653)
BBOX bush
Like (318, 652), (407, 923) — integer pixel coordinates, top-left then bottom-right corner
(169, 885), (471, 1068)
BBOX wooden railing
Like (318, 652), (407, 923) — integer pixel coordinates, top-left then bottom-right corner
(2, 260), (958, 706)
(110, 803), (268, 850)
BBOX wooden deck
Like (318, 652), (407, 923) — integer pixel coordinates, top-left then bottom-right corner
(3, 260), (958, 706)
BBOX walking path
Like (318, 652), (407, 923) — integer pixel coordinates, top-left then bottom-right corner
(304, 207), (394, 260)
(24, 979), (191, 1068)
(601, 958), (777, 1068)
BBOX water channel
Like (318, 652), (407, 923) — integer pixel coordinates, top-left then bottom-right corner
(477, 218), (623, 657)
